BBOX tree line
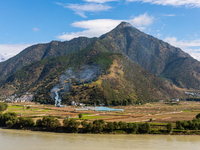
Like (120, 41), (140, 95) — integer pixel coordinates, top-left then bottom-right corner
(175, 113), (200, 130)
(0, 112), (174, 134)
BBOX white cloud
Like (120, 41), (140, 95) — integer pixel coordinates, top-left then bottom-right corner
(164, 37), (200, 61)
(83, 0), (118, 3)
(57, 13), (154, 40)
(56, 3), (112, 18)
(129, 13), (154, 27)
(162, 14), (176, 17)
(0, 44), (31, 62)
(33, 27), (39, 32)
(126, 0), (200, 7)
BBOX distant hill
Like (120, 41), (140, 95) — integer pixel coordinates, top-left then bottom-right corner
(0, 37), (96, 81)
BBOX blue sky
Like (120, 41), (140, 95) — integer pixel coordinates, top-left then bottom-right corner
(0, 0), (200, 61)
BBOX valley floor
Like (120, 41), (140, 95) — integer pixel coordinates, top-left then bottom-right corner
(6, 101), (200, 124)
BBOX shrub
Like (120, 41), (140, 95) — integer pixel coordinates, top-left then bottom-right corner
(78, 113), (83, 119)
(0, 103), (8, 111)
(0, 112), (17, 127)
(196, 113), (200, 119)
(36, 119), (43, 127)
(106, 122), (114, 132)
(166, 122), (173, 133)
(6, 120), (13, 128)
(138, 122), (151, 133)
(63, 118), (80, 133)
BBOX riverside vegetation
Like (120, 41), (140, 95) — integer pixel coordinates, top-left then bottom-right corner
(1, 110), (200, 135)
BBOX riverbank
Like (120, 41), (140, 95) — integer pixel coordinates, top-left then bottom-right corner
(1, 125), (200, 136)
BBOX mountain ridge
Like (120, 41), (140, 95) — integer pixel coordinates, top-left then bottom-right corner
(0, 21), (200, 92)
(0, 37), (97, 81)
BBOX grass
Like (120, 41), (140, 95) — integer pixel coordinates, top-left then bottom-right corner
(95, 81), (101, 84)
(8, 105), (23, 108)
(82, 113), (94, 116)
(149, 123), (168, 126)
(183, 110), (191, 112)
(41, 109), (52, 112)
(74, 116), (110, 120)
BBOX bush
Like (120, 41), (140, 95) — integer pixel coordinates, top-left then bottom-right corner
(0, 103), (8, 112)
(118, 121), (127, 130)
(92, 120), (105, 133)
(196, 113), (200, 119)
(0, 112), (17, 127)
(63, 118), (80, 133)
(138, 123), (151, 133)
(36, 119), (43, 127)
(81, 120), (88, 128)
(18, 117), (35, 128)
(166, 122), (173, 133)
(6, 120), (13, 128)
(78, 113), (83, 119)
(106, 122), (114, 132)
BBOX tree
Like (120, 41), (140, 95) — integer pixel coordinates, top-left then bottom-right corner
(17, 117), (34, 128)
(49, 119), (61, 130)
(36, 119), (43, 127)
(106, 122), (114, 132)
(81, 120), (88, 128)
(26, 118), (35, 127)
(78, 113), (83, 119)
(93, 120), (105, 133)
(166, 122), (173, 133)
(0, 112), (17, 127)
(132, 123), (139, 133)
(63, 118), (80, 133)
(6, 120), (13, 128)
(139, 122), (151, 133)
(0, 103), (8, 111)
(196, 113), (200, 119)
(127, 123), (134, 133)
(113, 121), (118, 130)
(176, 121), (184, 130)
(118, 121), (127, 130)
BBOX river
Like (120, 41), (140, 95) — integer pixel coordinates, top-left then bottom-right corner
(0, 129), (200, 150)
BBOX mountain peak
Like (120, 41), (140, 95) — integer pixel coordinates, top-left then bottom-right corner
(116, 22), (133, 29)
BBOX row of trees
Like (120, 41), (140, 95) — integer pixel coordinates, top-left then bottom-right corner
(0, 112), (35, 128)
(0, 112), (152, 133)
(0, 112), (174, 134)
(176, 113), (200, 130)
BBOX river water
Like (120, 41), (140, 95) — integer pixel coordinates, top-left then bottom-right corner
(0, 129), (200, 150)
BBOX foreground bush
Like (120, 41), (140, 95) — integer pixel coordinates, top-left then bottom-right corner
(36, 116), (61, 131)
(0, 103), (8, 112)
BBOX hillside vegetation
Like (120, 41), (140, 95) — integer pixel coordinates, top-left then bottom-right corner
(0, 37), (96, 81)
(0, 45), (186, 105)
(2, 21), (200, 105)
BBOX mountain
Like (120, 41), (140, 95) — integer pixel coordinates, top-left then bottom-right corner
(0, 22), (200, 101)
(100, 22), (191, 75)
(99, 22), (200, 90)
(0, 47), (186, 105)
(0, 37), (96, 81)
(0, 53), (5, 62)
